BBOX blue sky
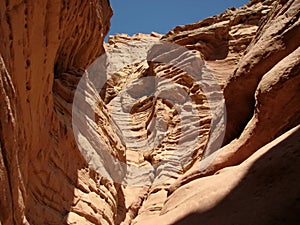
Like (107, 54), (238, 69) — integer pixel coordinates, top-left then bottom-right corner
(107, 0), (249, 40)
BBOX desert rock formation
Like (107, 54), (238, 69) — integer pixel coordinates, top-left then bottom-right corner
(0, 0), (299, 225)
(0, 1), (122, 224)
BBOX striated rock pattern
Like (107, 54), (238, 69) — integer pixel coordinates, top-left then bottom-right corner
(0, 0), (127, 225)
(162, 0), (275, 87)
(102, 0), (300, 224)
(135, 0), (300, 224)
(102, 33), (224, 223)
(0, 0), (300, 225)
(168, 0), (300, 193)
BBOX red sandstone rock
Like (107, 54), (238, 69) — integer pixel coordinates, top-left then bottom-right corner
(0, 0), (299, 224)
(0, 1), (123, 224)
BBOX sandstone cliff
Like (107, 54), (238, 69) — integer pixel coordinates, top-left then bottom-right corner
(0, 1), (124, 224)
(0, 0), (299, 225)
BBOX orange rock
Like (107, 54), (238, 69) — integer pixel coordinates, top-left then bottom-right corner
(1, 0), (300, 224)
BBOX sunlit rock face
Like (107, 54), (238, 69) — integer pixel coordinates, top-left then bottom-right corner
(102, 0), (300, 224)
(99, 33), (226, 223)
(1, 0), (300, 225)
(133, 0), (300, 224)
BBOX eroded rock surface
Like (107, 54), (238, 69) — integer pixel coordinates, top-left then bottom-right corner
(0, 0), (299, 225)
(138, 125), (300, 225)
(102, 0), (300, 224)
(0, 1), (126, 224)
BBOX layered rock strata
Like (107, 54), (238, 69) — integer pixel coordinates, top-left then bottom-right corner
(0, 0), (300, 224)
(0, 1), (127, 224)
(102, 0), (300, 223)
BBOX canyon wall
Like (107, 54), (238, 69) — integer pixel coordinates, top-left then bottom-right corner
(138, 0), (300, 224)
(0, 1), (125, 224)
(104, 0), (300, 224)
(0, 0), (299, 225)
